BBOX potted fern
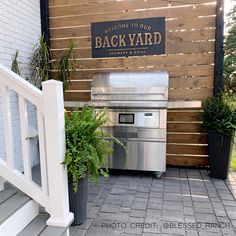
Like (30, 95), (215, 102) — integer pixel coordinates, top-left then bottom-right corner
(202, 93), (236, 179)
(63, 106), (125, 225)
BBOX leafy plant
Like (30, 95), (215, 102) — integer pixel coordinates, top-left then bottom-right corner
(58, 41), (77, 91)
(29, 34), (51, 88)
(63, 106), (126, 192)
(223, 5), (236, 93)
(11, 50), (21, 75)
(202, 93), (236, 136)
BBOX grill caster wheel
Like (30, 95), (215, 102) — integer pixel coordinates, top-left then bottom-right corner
(154, 171), (163, 179)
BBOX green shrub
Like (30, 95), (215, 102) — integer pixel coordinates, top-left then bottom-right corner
(202, 93), (236, 136)
(63, 106), (125, 192)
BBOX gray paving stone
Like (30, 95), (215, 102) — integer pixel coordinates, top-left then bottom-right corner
(163, 203), (183, 211)
(198, 231), (222, 236)
(79, 218), (93, 230)
(162, 210), (184, 221)
(195, 213), (217, 223)
(132, 201), (147, 210)
(100, 204), (120, 213)
(193, 201), (213, 209)
(184, 207), (195, 216)
(148, 197), (162, 204)
(122, 200), (134, 208)
(130, 209), (146, 218)
(120, 207), (131, 213)
(226, 210), (236, 220)
(194, 206), (214, 214)
(163, 193), (182, 202)
(72, 228), (87, 236)
(147, 202), (162, 210)
(105, 198), (122, 205)
(186, 230), (199, 236)
(87, 206), (100, 219)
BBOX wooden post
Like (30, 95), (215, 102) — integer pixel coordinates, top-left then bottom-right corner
(42, 80), (73, 227)
(214, 0), (224, 95)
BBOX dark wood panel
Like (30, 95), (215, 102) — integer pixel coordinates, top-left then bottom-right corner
(167, 144), (208, 155)
(167, 111), (202, 122)
(167, 134), (207, 144)
(167, 123), (203, 133)
(167, 155), (209, 166)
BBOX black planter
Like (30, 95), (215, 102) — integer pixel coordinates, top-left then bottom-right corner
(68, 175), (88, 226)
(207, 130), (234, 179)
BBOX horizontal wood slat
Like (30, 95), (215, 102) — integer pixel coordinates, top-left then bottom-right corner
(51, 53), (215, 69)
(50, 18), (215, 38)
(64, 87), (213, 101)
(167, 111), (202, 122)
(52, 65), (214, 78)
(167, 123), (203, 133)
(50, 4), (216, 28)
(65, 76), (213, 91)
(169, 88), (213, 100)
(49, 0), (216, 7)
(167, 134), (207, 144)
(167, 155), (209, 166)
(167, 144), (208, 155)
(50, 29), (216, 48)
(51, 42), (215, 58)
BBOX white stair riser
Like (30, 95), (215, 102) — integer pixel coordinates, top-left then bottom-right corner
(0, 200), (39, 236)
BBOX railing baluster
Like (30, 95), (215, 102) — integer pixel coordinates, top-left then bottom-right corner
(0, 84), (14, 168)
(37, 110), (48, 197)
(0, 176), (4, 191)
(18, 95), (32, 180)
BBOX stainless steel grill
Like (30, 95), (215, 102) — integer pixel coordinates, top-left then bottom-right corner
(91, 71), (169, 176)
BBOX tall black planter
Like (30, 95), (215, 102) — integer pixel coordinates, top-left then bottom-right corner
(68, 176), (88, 226)
(207, 130), (234, 179)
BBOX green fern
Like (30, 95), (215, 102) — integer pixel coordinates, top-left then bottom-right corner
(63, 106), (126, 192)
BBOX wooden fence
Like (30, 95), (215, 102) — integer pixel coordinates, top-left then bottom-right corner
(48, 0), (221, 167)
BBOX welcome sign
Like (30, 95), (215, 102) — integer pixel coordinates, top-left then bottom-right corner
(91, 17), (165, 58)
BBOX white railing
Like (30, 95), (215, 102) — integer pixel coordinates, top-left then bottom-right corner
(0, 64), (73, 227)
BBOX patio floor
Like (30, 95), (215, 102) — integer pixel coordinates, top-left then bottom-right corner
(69, 168), (236, 236)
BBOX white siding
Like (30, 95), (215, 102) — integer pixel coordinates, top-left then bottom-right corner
(0, 0), (41, 171)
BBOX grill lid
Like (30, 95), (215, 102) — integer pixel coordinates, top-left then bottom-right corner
(91, 71), (169, 108)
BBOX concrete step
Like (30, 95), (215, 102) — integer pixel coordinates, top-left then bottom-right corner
(0, 189), (39, 235)
(17, 213), (68, 236)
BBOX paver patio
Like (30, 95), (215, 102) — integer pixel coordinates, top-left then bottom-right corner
(70, 168), (236, 236)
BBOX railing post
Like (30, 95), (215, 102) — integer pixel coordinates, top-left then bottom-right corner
(42, 80), (73, 227)
(0, 176), (4, 191)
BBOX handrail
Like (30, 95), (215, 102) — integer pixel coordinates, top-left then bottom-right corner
(0, 63), (73, 227)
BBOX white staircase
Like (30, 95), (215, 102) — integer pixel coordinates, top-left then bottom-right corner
(0, 64), (73, 235)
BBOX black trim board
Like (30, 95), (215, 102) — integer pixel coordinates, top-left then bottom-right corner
(40, 0), (51, 47)
(214, 0), (224, 95)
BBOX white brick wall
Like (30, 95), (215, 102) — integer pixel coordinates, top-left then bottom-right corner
(0, 0), (41, 171)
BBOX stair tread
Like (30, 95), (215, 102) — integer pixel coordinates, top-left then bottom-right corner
(0, 189), (18, 204)
(17, 213), (49, 236)
(0, 191), (30, 224)
(39, 225), (67, 236)
(17, 212), (67, 236)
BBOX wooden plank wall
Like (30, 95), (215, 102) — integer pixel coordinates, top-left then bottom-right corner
(48, 0), (217, 167)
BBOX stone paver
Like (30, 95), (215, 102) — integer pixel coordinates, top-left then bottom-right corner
(70, 168), (236, 236)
